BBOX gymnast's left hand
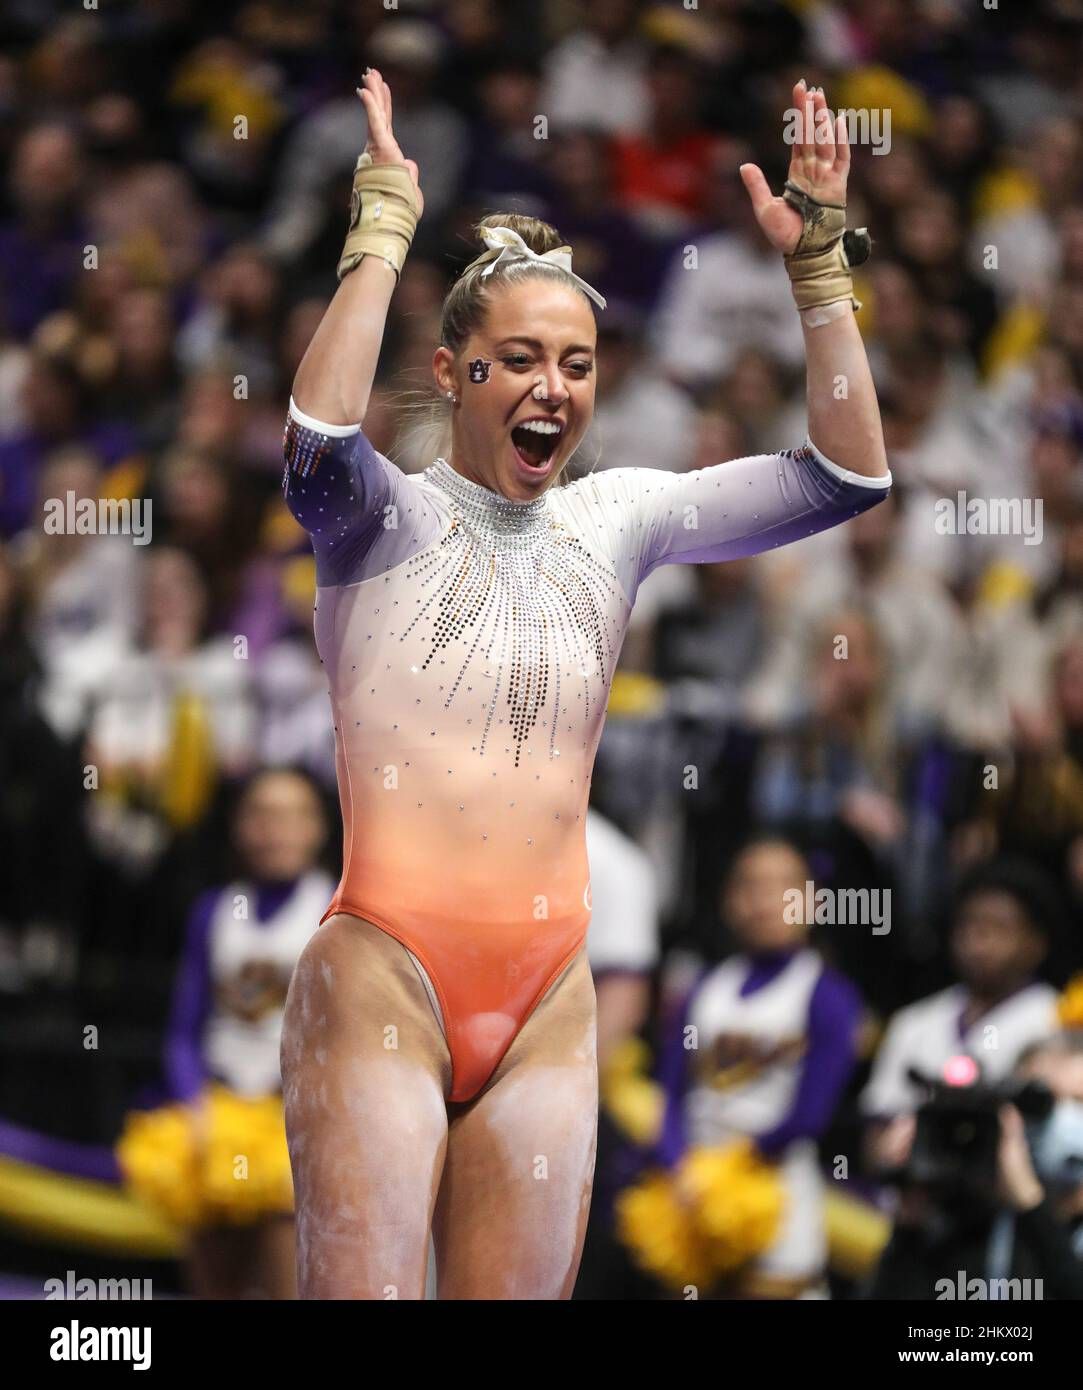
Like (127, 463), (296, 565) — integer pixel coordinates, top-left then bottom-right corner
(738, 78), (850, 255)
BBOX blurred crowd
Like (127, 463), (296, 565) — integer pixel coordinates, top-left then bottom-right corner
(3, 0), (1083, 1298)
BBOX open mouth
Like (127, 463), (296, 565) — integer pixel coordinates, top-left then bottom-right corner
(511, 419), (564, 471)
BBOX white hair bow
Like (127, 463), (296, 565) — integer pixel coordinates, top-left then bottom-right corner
(477, 226), (607, 310)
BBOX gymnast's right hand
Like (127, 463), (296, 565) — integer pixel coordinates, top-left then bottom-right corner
(356, 67), (424, 218)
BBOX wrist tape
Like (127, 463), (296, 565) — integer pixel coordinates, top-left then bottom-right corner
(337, 152), (419, 283)
(781, 179), (872, 313)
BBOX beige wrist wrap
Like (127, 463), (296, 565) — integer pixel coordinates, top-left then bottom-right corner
(781, 179), (872, 313)
(337, 152), (420, 283)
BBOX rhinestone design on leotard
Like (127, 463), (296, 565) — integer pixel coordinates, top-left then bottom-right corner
(282, 414), (331, 480)
(406, 459), (626, 765)
(281, 405), (891, 1104)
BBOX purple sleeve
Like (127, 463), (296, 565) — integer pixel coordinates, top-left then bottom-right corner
(588, 441), (892, 595)
(163, 890), (218, 1102)
(653, 972), (712, 1169)
(754, 968), (863, 1159)
(282, 401), (401, 586)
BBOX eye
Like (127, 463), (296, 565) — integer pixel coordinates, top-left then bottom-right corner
(567, 361), (594, 376)
(502, 353), (532, 368)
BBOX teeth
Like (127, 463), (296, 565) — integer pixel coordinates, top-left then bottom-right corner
(517, 420), (562, 435)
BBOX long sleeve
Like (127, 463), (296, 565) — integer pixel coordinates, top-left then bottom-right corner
(755, 968), (863, 1158)
(282, 397), (440, 586)
(163, 890), (217, 1102)
(652, 973), (711, 1168)
(574, 439), (891, 602)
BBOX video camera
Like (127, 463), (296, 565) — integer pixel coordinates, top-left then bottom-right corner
(898, 1064), (1055, 1194)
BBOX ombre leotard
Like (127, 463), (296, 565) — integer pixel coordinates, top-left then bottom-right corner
(283, 398), (891, 1101)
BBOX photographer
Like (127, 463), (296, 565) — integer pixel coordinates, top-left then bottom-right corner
(860, 860), (1060, 1166)
(863, 1032), (1083, 1299)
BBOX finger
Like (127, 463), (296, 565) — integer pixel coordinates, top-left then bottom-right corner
(360, 69), (382, 106)
(357, 89), (386, 151)
(835, 109), (850, 173)
(356, 77), (377, 118)
(803, 90), (815, 163)
(374, 71), (397, 152)
(360, 82), (388, 142)
(739, 162), (774, 217)
(356, 85), (374, 132)
(814, 89), (835, 162)
(998, 1105), (1026, 1156)
(791, 77), (808, 162)
(367, 66), (388, 122)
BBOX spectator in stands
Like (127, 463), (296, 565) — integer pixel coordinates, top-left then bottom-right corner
(162, 767), (333, 1298)
(655, 834), (864, 1298)
(861, 860), (1062, 1170)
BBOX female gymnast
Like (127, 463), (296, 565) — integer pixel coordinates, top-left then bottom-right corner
(279, 68), (891, 1299)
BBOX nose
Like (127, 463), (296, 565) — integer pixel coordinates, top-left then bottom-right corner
(532, 365), (569, 404)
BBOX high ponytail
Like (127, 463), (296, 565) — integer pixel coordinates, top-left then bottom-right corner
(439, 213), (571, 354)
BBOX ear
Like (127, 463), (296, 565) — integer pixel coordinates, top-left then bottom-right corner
(433, 346), (457, 397)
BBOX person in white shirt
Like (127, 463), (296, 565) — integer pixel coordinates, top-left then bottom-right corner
(539, 0), (651, 139)
(648, 149), (807, 394)
(164, 767), (332, 1299)
(862, 860), (1061, 1171)
(585, 807), (660, 1070)
(588, 301), (699, 475)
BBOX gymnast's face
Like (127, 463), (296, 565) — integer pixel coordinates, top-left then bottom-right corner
(434, 278), (597, 502)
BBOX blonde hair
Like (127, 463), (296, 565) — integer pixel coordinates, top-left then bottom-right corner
(392, 213), (600, 479)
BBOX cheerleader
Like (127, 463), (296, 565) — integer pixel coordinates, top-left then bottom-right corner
(654, 835), (864, 1297)
(122, 767), (332, 1298)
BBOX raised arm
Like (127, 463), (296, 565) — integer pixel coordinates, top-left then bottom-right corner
(581, 437), (890, 599)
(292, 258), (397, 426)
(283, 69), (439, 585)
(575, 80), (891, 599)
(291, 68), (423, 425)
(738, 78), (887, 481)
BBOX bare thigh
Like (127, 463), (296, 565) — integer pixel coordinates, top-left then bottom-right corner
(280, 913), (452, 1299)
(432, 947), (598, 1299)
